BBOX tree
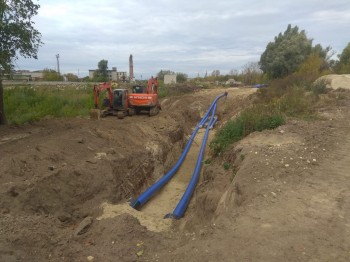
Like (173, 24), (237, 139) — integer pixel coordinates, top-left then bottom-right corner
(93, 59), (108, 81)
(42, 68), (63, 81)
(336, 43), (350, 73)
(176, 72), (188, 83)
(0, 0), (42, 124)
(260, 24), (312, 79)
(211, 70), (220, 77)
(311, 44), (333, 72)
(229, 69), (239, 76)
(241, 62), (263, 85)
(298, 44), (334, 76)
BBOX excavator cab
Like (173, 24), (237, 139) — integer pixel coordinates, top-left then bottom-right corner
(91, 82), (130, 119)
(113, 89), (126, 108)
(112, 89), (129, 119)
(132, 85), (144, 94)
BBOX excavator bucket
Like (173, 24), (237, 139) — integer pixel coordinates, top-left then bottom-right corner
(90, 109), (101, 120)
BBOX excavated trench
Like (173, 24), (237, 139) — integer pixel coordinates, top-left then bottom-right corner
(1, 89), (254, 228)
(98, 129), (207, 232)
(0, 99), (204, 227)
(0, 88), (260, 261)
(97, 92), (231, 231)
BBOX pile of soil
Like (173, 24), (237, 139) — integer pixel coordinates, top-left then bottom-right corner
(318, 74), (350, 90)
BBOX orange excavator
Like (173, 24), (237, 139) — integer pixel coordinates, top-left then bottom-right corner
(128, 77), (161, 116)
(92, 82), (131, 119)
(91, 77), (161, 119)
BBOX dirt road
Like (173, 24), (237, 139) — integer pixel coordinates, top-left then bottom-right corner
(1, 87), (349, 261)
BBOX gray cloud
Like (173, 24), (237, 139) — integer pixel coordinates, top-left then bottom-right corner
(16, 0), (350, 78)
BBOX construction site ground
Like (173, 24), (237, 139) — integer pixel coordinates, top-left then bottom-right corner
(1, 86), (350, 262)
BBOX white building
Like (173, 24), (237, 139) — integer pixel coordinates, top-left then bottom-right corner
(164, 74), (177, 84)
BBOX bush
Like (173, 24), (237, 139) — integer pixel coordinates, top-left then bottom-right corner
(277, 86), (318, 117)
(257, 72), (317, 102)
(310, 78), (329, 95)
(158, 83), (169, 98)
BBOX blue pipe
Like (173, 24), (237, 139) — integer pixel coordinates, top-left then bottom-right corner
(130, 92), (227, 210)
(199, 92), (227, 127)
(209, 116), (218, 129)
(165, 103), (218, 219)
(130, 124), (201, 209)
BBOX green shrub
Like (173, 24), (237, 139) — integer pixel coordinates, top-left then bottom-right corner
(223, 162), (230, 170)
(310, 78), (329, 95)
(158, 83), (169, 98)
(277, 86), (316, 117)
(257, 72), (317, 102)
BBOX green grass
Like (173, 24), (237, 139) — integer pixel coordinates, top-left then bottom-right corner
(3, 81), (204, 124)
(158, 82), (203, 98)
(4, 85), (94, 124)
(203, 158), (212, 165)
(210, 104), (285, 155)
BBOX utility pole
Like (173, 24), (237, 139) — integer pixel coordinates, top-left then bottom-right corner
(56, 54), (60, 75)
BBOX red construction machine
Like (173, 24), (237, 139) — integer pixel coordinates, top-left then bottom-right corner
(92, 82), (131, 119)
(128, 77), (161, 116)
(91, 77), (161, 119)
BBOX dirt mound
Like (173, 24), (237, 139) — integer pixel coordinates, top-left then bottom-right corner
(177, 91), (350, 261)
(318, 74), (350, 90)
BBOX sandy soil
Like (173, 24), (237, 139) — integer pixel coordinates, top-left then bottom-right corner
(1, 86), (350, 262)
(319, 74), (350, 90)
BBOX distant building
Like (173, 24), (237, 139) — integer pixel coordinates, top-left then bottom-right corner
(8, 70), (44, 81)
(164, 74), (177, 84)
(225, 78), (242, 87)
(89, 67), (127, 82)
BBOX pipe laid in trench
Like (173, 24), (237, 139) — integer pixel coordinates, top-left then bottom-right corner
(165, 103), (217, 219)
(130, 92), (227, 210)
(209, 116), (218, 129)
(199, 93), (226, 127)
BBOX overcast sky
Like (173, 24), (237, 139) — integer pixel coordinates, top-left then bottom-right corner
(15, 0), (350, 78)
